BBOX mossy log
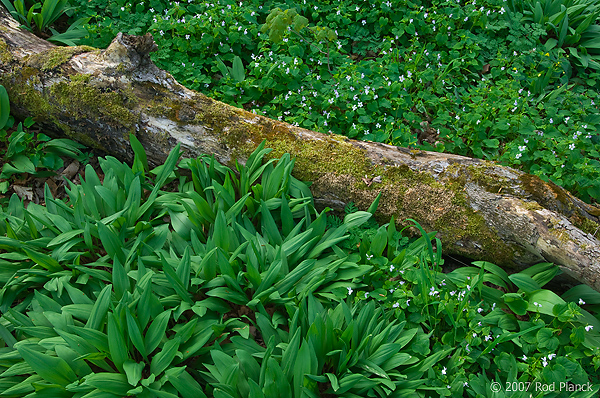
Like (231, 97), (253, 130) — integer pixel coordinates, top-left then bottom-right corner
(1, 8), (600, 291)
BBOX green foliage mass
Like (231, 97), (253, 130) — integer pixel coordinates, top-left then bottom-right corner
(66, 0), (600, 204)
(1, 0), (89, 46)
(0, 139), (598, 397)
(0, 84), (87, 196)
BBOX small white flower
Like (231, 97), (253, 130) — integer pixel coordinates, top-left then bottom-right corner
(548, 353), (556, 360)
(585, 325), (593, 332)
(393, 302), (400, 308)
(522, 355), (527, 361)
(579, 298), (586, 305)
(441, 367), (447, 375)
(347, 287), (353, 295)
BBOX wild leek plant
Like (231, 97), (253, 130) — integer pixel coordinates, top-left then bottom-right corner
(0, 139), (598, 397)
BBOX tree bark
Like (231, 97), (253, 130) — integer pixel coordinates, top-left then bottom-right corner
(1, 8), (600, 291)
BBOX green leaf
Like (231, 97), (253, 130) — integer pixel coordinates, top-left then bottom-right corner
(212, 210), (230, 252)
(112, 258), (128, 300)
(232, 55), (245, 82)
(367, 192), (381, 214)
(161, 254), (193, 304)
(503, 293), (529, 315)
(562, 284), (600, 305)
(125, 308), (147, 359)
(145, 309), (172, 354)
(107, 312), (129, 372)
(97, 222), (126, 264)
(0, 85), (9, 129)
(509, 273), (541, 293)
(527, 290), (565, 316)
(85, 284), (112, 330)
(129, 133), (149, 174)
(16, 343), (77, 386)
(536, 328), (559, 350)
(263, 357), (292, 397)
(82, 373), (131, 395)
(123, 360), (145, 386)
(23, 248), (62, 272)
(343, 211), (372, 229)
(166, 368), (208, 398)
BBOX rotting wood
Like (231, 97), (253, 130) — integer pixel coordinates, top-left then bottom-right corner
(1, 7), (599, 291)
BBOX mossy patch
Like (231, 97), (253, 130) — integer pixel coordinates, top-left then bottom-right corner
(49, 74), (139, 128)
(519, 173), (571, 212)
(265, 136), (371, 182)
(0, 38), (13, 64)
(25, 45), (96, 71)
(445, 162), (513, 195)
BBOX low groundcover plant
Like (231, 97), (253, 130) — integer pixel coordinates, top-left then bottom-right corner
(68, 0), (600, 204)
(0, 139), (597, 397)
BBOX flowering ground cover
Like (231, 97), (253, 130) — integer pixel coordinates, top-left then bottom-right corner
(72, 0), (600, 204)
(0, 140), (598, 397)
(1, 0), (600, 396)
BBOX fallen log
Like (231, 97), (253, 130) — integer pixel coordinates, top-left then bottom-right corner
(1, 7), (599, 291)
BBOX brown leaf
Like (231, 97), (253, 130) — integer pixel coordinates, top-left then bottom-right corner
(482, 63), (490, 74)
(61, 161), (80, 179)
(45, 177), (58, 198)
(362, 175), (373, 187)
(13, 185), (33, 201)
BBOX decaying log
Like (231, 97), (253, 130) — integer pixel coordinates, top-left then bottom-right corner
(1, 7), (600, 291)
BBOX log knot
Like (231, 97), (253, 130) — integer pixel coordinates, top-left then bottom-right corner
(102, 32), (157, 72)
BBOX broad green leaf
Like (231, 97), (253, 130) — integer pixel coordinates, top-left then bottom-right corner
(527, 290), (565, 316)
(69, 326), (109, 353)
(85, 284), (112, 330)
(16, 343), (77, 386)
(343, 211), (372, 229)
(125, 308), (147, 359)
(82, 373), (131, 395)
(150, 337), (181, 375)
(161, 254), (193, 303)
(129, 133), (149, 174)
(503, 293), (529, 315)
(263, 357), (291, 397)
(562, 284), (600, 305)
(509, 273), (541, 293)
(123, 360), (145, 386)
(23, 248), (62, 272)
(232, 55), (245, 82)
(97, 222), (126, 264)
(145, 309), (172, 354)
(166, 368), (208, 398)
(107, 312), (129, 372)
(0, 85), (9, 129)
(112, 258), (128, 300)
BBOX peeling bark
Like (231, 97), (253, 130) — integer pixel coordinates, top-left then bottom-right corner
(1, 8), (600, 291)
